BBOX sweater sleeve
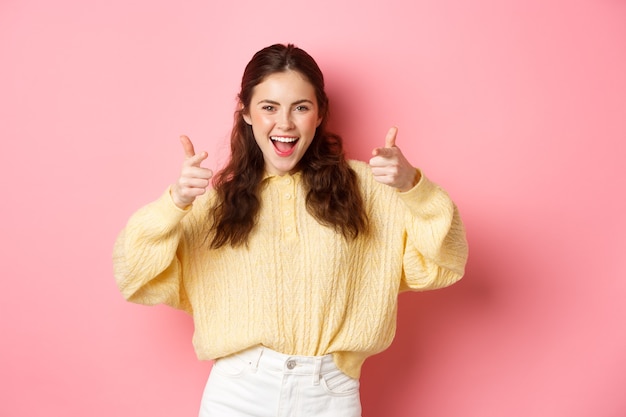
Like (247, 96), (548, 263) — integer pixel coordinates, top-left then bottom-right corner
(112, 188), (199, 313)
(396, 171), (469, 292)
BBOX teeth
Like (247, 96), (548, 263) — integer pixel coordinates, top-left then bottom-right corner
(271, 136), (298, 143)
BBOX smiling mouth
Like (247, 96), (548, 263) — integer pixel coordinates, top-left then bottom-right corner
(271, 136), (299, 154)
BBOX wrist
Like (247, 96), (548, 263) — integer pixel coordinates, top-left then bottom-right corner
(169, 186), (192, 210)
(398, 169), (420, 192)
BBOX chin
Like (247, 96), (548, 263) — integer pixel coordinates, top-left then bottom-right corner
(272, 162), (298, 176)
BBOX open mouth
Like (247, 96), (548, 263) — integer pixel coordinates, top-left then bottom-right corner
(271, 136), (299, 155)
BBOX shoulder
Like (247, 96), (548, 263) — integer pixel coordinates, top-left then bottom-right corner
(182, 188), (217, 224)
(347, 159), (371, 178)
(347, 159), (395, 200)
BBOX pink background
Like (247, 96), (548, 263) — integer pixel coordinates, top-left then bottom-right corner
(1, 0), (625, 416)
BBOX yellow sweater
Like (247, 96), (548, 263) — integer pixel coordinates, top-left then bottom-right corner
(113, 160), (468, 379)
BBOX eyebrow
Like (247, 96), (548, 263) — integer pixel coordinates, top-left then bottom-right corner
(256, 99), (315, 106)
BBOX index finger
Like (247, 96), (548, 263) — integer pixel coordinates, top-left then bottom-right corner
(180, 135), (196, 158)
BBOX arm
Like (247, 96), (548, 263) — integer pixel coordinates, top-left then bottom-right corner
(113, 190), (193, 311)
(396, 175), (468, 291)
(112, 135), (214, 312)
(370, 127), (468, 291)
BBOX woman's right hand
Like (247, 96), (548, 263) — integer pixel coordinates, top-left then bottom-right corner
(170, 135), (213, 209)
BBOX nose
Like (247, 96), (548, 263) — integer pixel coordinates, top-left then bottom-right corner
(277, 109), (294, 130)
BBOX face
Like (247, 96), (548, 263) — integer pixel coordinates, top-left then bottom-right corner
(243, 70), (322, 176)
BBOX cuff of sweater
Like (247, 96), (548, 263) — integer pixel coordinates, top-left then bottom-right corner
(396, 170), (454, 218)
(146, 187), (193, 228)
(165, 186), (194, 212)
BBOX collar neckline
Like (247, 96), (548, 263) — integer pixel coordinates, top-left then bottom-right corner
(262, 170), (302, 181)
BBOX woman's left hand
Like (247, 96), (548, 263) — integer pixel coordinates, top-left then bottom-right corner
(369, 127), (420, 192)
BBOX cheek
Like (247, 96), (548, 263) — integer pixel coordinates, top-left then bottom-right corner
(251, 125), (266, 142)
(252, 113), (273, 129)
(306, 115), (322, 131)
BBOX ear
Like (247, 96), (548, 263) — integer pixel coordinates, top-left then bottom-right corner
(316, 115), (323, 128)
(241, 102), (252, 125)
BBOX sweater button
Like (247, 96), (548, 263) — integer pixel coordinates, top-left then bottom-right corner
(286, 360), (297, 370)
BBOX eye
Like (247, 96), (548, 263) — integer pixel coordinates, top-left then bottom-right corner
(261, 105), (276, 112)
(295, 105), (310, 112)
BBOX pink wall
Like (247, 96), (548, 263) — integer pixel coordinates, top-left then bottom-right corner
(2, 0), (625, 416)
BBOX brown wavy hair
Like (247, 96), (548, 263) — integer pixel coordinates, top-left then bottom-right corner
(209, 44), (368, 248)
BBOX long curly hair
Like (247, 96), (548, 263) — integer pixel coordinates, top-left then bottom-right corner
(209, 44), (368, 248)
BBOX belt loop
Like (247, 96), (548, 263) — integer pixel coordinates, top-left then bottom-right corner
(312, 357), (322, 386)
(250, 346), (264, 372)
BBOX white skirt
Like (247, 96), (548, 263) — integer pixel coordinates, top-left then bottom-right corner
(199, 345), (362, 417)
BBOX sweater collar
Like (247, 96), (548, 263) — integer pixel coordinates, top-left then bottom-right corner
(262, 170), (302, 182)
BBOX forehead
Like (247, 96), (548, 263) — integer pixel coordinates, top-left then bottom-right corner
(252, 70), (317, 101)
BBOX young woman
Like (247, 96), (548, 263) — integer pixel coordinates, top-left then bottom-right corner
(113, 43), (468, 417)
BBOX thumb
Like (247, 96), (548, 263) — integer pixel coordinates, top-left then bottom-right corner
(180, 135), (196, 158)
(385, 126), (398, 148)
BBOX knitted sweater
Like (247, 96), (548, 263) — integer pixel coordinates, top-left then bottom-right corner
(113, 160), (468, 379)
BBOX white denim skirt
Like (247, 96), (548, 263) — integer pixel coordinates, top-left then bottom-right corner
(199, 345), (362, 417)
